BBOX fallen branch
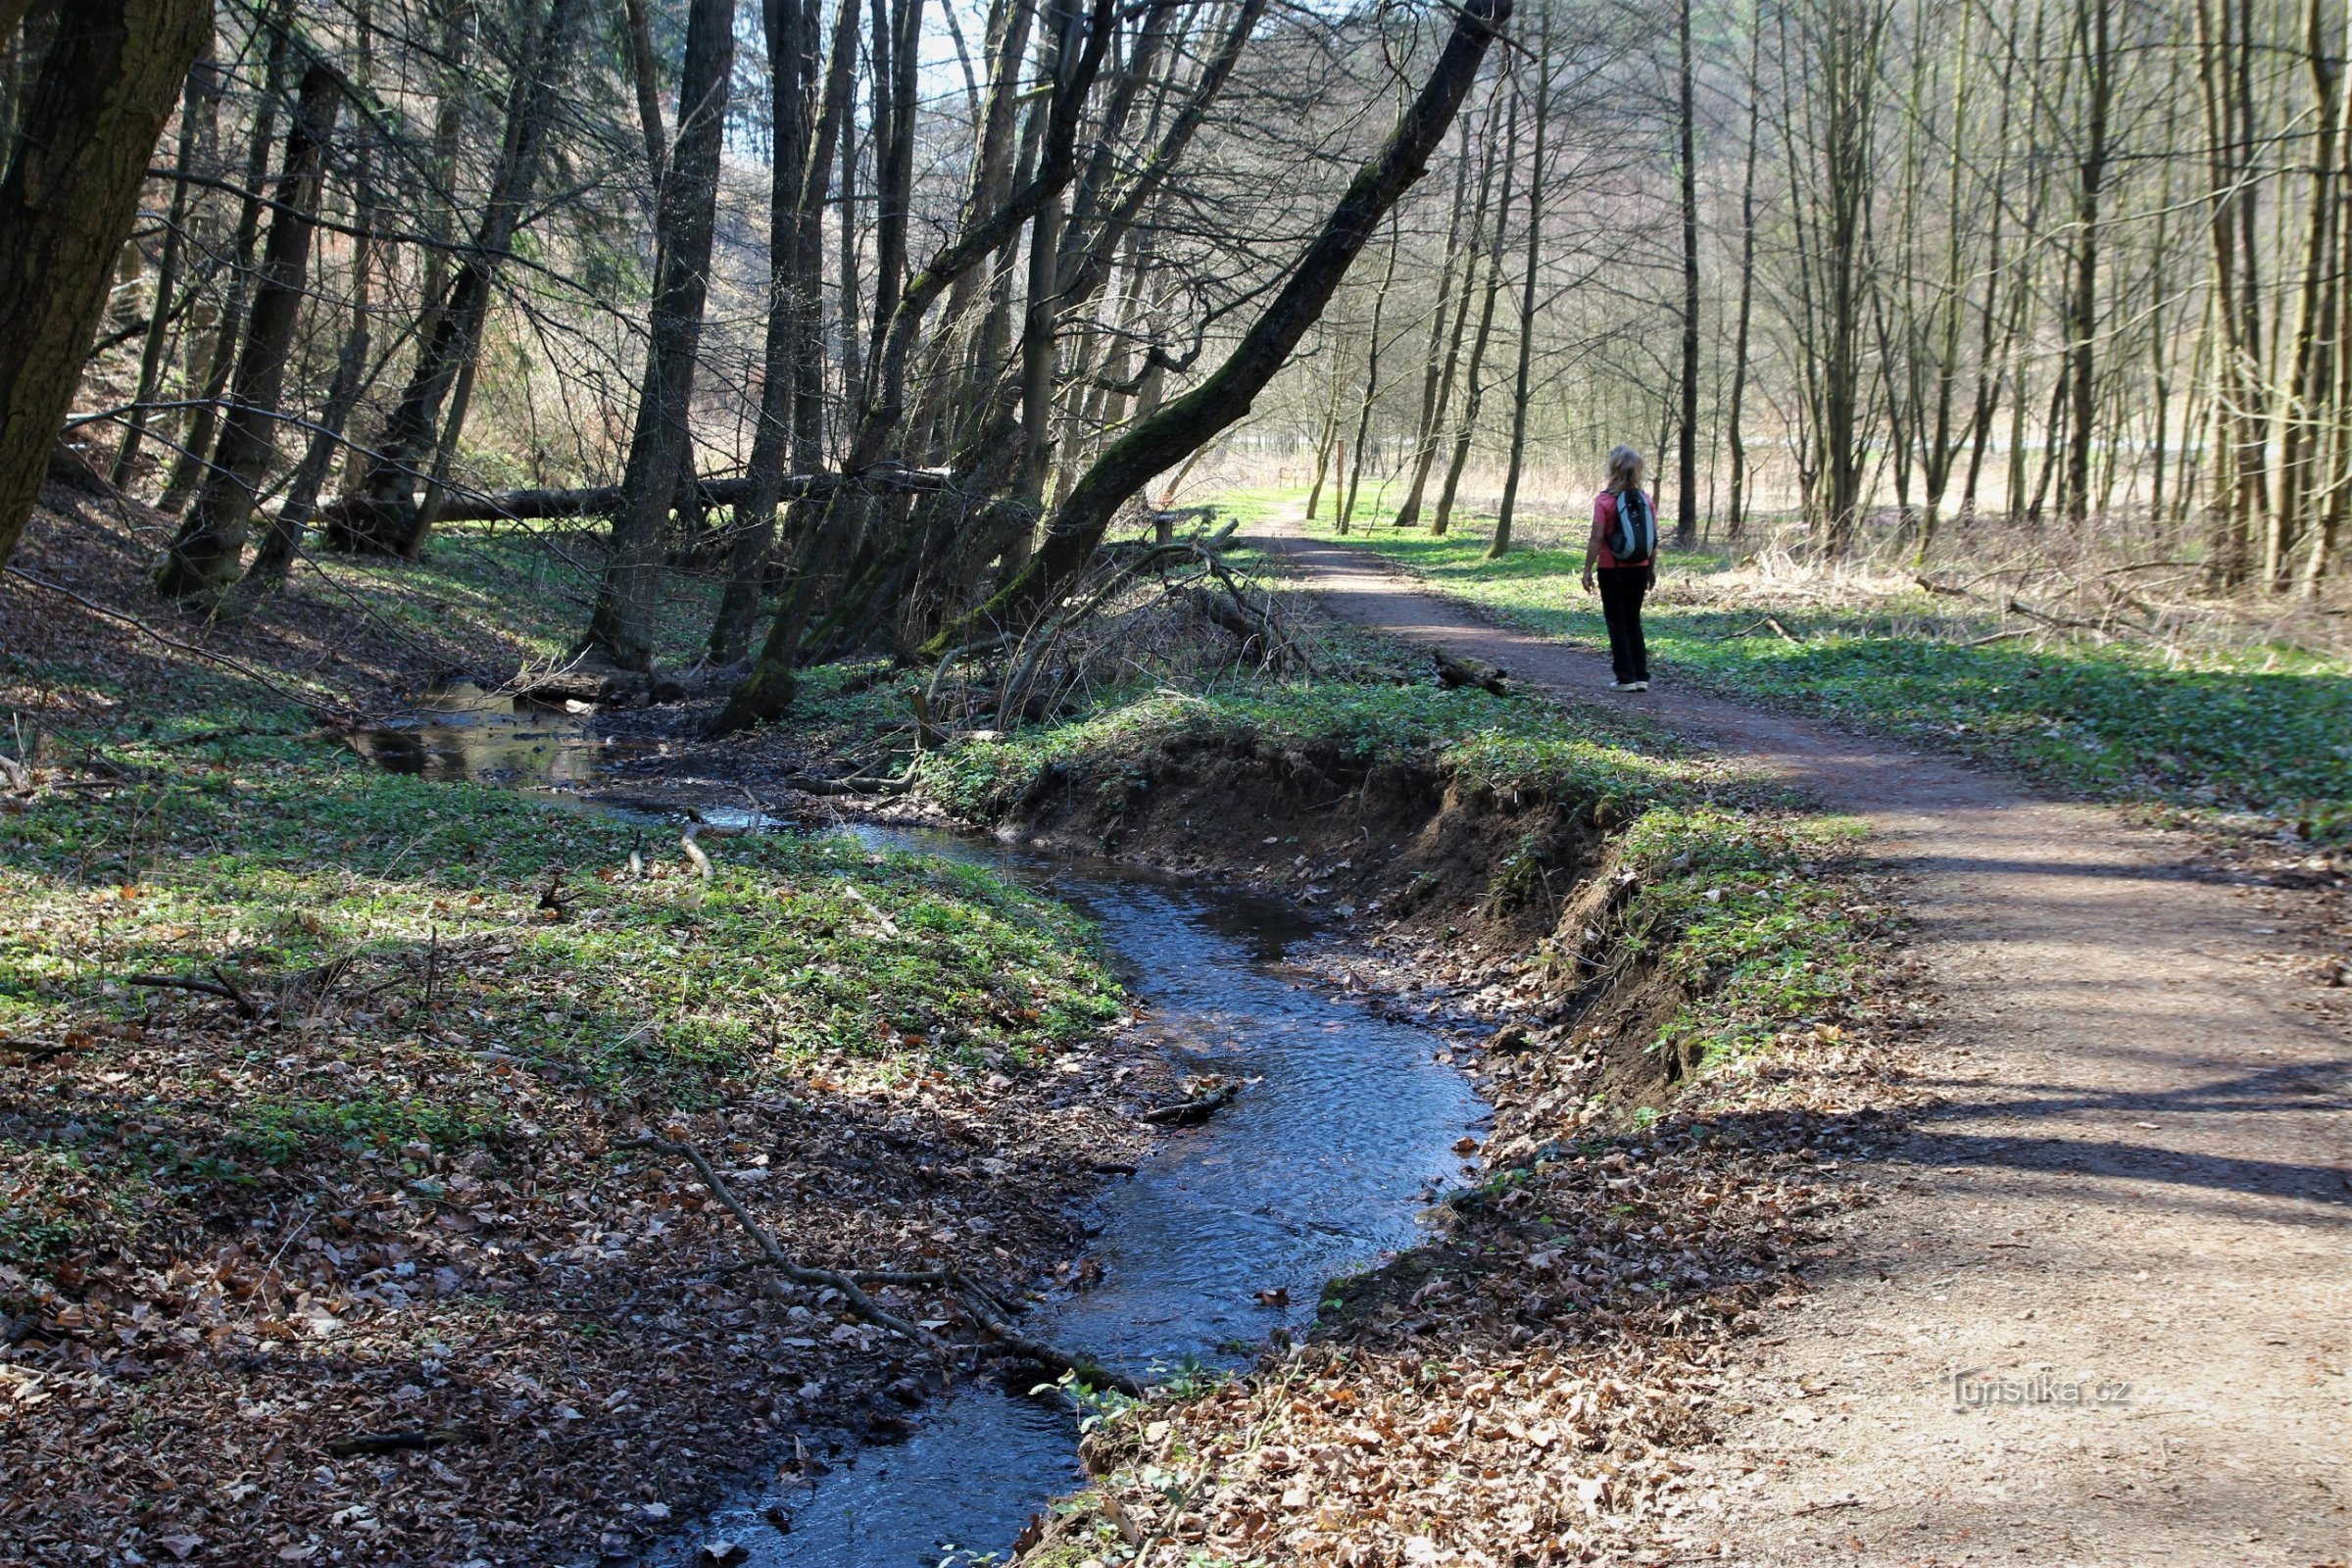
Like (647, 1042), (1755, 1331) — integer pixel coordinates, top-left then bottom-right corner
(621, 1136), (1145, 1396)
(426, 465), (956, 523)
(325, 1429), (471, 1457)
(617, 1137), (933, 1344)
(2005, 595), (2148, 639)
(1763, 615), (1804, 644)
(125, 968), (260, 1018)
(1141, 1082), (1239, 1126)
(1433, 648), (1512, 695)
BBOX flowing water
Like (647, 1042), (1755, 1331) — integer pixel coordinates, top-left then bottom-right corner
(348, 707), (1486, 1566)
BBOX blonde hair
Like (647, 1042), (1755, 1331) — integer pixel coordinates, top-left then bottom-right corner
(1606, 445), (1644, 493)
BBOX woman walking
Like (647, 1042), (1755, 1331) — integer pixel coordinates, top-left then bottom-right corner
(1581, 445), (1659, 692)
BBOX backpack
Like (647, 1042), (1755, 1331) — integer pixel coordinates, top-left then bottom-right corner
(1608, 487), (1658, 565)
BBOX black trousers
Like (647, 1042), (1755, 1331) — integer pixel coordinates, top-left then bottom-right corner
(1596, 565), (1651, 683)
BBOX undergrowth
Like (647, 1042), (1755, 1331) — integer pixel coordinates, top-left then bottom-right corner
(0, 716), (1119, 1270)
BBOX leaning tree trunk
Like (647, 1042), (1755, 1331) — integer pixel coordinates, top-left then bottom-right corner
(582, 0), (738, 670)
(906, 0), (1514, 671)
(0, 0), (213, 571)
(158, 64), (339, 605)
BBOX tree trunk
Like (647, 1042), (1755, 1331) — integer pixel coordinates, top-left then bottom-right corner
(899, 0), (1513, 679)
(2060, 0), (2114, 527)
(1491, 0), (1554, 563)
(1673, 0), (1700, 549)
(157, 10), (290, 518)
(582, 0), (738, 670)
(1724, 5), (1761, 539)
(1394, 112), (1482, 530)
(713, 0), (1128, 727)
(1339, 217), (1404, 533)
(328, 0), (582, 557)
(0, 0), (213, 571)
(711, 0), (852, 664)
(111, 57), (217, 489)
(157, 64), (338, 605)
(1435, 88), (1518, 538)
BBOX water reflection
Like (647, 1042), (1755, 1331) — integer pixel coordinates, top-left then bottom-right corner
(703, 826), (1482, 1566)
(344, 682), (627, 786)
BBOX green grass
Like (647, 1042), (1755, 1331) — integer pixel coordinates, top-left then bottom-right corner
(906, 632), (1722, 824)
(1282, 507), (2352, 837)
(0, 710), (1122, 1268)
(1617, 806), (1874, 1070)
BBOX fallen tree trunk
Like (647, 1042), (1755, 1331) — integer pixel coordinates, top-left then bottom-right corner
(416, 466), (954, 523)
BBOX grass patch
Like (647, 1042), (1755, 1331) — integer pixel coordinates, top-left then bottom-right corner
(0, 710), (1120, 1277)
(1287, 505), (2352, 836)
(1616, 806), (1875, 1071)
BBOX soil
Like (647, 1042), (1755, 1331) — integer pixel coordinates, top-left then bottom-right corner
(1257, 515), (2352, 1567)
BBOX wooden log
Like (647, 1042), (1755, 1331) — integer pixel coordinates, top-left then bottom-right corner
(1432, 648), (1511, 696)
(428, 465), (956, 523)
(1140, 1082), (1239, 1126)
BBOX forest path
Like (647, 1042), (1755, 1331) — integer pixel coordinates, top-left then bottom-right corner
(1255, 514), (2349, 1566)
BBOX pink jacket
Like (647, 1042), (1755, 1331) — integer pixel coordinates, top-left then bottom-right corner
(1589, 489), (1656, 570)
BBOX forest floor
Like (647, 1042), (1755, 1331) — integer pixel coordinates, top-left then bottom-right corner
(5, 472), (2346, 1567)
(0, 490), (1197, 1567)
(1142, 502), (2347, 1566)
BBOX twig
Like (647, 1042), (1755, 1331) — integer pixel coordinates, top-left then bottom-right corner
(617, 1136), (935, 1344)
(2, 565), (363, 724)
(619, 1136), (1145, 1396)
(126, 970), (260, 1018)
(325, 1429), (472, 1456)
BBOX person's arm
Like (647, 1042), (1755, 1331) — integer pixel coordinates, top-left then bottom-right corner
(1583, 493), (1607, 592)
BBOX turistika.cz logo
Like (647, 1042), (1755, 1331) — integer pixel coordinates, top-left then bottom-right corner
(1950, 1368), (2132, 1411)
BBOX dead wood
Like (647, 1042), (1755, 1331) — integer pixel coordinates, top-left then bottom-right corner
(126, 967), (260, 1018)
(621, 1135), (1147, 1396)
(1433, 648), (1512, 695)
(1141, 1082), (1239, 1126)
(325, 1429), (472, 1456)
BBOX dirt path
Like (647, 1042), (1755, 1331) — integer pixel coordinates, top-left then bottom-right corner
(1258, 518), (2350, 1567)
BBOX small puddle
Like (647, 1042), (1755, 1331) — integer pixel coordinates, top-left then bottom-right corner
(346, 683), (652, 788)
(349, 705), (1485, 1565)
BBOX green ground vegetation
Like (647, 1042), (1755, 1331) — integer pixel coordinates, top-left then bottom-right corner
(0, 705), (1119, 1269)
(1281, 496), (2352, 837)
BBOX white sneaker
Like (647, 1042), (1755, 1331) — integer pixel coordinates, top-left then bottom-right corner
(1609, 680), (1642, 691)
(1632, 680), (1650, 691)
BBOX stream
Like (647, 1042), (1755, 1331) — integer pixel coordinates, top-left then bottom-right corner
(349, 701), (1486, 1566)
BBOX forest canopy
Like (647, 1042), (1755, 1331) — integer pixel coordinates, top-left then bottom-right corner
(3, 0), (2347, 704)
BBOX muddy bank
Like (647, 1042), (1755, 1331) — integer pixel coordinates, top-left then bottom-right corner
(945, 720), (1923, 1564)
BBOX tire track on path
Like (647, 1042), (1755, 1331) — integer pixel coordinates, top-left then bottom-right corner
(1257, 514), (2349, 1566)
